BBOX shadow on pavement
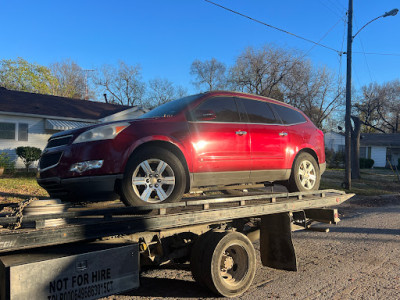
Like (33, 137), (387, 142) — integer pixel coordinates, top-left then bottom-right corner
(120, 277), (215, 298)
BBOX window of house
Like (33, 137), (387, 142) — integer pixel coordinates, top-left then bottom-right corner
(18, 123), (29, 141)
(270, 104), (306, 125)
(238, 98), (279, 124)
(0, 122), (16, 140)
(360, 146), (367, 158)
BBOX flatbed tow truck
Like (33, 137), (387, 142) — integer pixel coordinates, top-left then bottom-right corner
(0, 189), (353, 299)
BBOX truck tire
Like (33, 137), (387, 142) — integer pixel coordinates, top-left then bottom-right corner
(199, 231), (256, 297)
(288, 152), (320, 192)
(120, 147), (186, 206)
(190, 231), (214, 287)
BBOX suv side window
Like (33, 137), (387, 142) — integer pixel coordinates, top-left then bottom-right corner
(238, 98), (278, 124)
(271, 103), (306, 124)
(193, 97), (240, 122)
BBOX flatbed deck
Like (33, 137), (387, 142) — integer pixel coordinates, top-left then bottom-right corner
(0, 189), (352, 253)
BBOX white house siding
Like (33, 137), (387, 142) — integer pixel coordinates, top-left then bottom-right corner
(0, 115), (50, 168)
(370, 146), (387, 168)
(324, 131), (345, 152)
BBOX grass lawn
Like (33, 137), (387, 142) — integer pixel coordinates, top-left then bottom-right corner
(0, 173), (49, 204)
(320, 168), (400, 196)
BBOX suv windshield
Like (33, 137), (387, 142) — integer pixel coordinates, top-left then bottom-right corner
(138, 94), (203, 119)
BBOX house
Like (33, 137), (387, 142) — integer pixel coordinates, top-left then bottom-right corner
(325, 131), (400, 167)
(324, 131), (345, 153)
(0, 87), (147, 168)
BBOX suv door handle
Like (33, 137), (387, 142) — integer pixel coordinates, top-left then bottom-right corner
(279, 132), (288, 136)
(236, 131), (247, 136)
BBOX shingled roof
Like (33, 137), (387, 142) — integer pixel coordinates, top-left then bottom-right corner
(0, 87), (131, 120)
(360, 133), (400, 147)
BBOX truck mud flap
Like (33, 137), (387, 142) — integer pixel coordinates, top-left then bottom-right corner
(260, 212), (297, 271)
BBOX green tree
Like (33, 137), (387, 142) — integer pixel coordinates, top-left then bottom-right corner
(0, 57), (57, 94)
(15, 146), (42, 172)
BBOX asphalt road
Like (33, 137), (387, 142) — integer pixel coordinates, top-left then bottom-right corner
(106, 197), (400, 300)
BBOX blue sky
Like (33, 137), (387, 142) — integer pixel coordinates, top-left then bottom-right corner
(1, 0), (399, 96)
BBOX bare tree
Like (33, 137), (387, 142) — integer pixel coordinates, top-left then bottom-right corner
(228, 45), (300, 99)
(190, 58), (226, 91)
(50, 59), (86, 99)
(146, 78), (187, 108)
(93, 61), (145, 106)
(355, 80), (400, 133)
(282, 61), (345, 128)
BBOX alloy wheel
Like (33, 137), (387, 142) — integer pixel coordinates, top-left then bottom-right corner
(297, 159), (316, 190)
(131, 158), (176, 203)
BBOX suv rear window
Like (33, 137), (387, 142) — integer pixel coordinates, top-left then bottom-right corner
(271, 104), (306, 125)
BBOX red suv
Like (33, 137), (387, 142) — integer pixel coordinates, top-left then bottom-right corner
(37, 91), (326, 206)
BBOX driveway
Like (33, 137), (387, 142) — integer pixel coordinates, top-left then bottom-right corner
(104, 195), (400, 299)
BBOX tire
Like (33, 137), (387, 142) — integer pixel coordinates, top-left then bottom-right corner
(198, 231), (256, 297)
(190, 231), (214, 287)
(119, 147), (186, 206)
(288, 152), (320, 192)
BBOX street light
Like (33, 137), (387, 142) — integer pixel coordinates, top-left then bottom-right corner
(353, 8), (399, 39)
(344, 1), (398, 190)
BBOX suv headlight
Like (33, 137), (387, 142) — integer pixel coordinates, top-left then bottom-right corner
(73, 122), (130, 144)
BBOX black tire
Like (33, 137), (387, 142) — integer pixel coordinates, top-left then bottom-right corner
(119, 147), (186, 206)
(190, 231), (214, 287)
(288, 152), (320, 192)
(199, 231), (256, 297)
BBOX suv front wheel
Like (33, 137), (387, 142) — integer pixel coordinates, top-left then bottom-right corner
(120, 147), (186, 206)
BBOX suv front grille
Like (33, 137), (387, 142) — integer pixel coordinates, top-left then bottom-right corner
(39, 152), (63, 170)
(46, 135), (72, 149)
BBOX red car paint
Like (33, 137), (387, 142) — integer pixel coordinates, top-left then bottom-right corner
(38, 91), (325, 200)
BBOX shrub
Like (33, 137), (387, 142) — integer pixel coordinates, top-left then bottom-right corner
(359, 157), (374, 169)
(0, 152), (14, 170)
(325, 148), (334, 167)
(330, 151), (345, 168)
(15, 146), (42, 171)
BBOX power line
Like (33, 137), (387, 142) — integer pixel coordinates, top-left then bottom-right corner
(204, 0), (341, 54)
(326, 0), (347, 15)
(353, 51), (400, 57)
(354, 15), (374, 82)
(303, 17), (344, 57)
(318, 0), (347, 21)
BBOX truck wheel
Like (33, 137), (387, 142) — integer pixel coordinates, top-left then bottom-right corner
(288, 152), (320, 192)
(120, 147), (186, 206)
(200, 231), (256, 297)
(190, 231), (214, 287)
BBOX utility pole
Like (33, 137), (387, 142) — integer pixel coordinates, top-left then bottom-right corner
(344, 0), (353, 190)
(343, 4), (398, 189)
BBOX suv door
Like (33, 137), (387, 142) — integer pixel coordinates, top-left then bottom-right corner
(237, 97), (288, 182)
(188, 96), (250, 186)
(269, 103), (308, 169)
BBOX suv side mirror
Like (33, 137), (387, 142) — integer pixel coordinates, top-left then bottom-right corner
(195, 109), (217, 121)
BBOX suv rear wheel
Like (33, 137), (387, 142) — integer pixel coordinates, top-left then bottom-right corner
(287, 152), (320, 192)
(120, 147), (186, 206)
